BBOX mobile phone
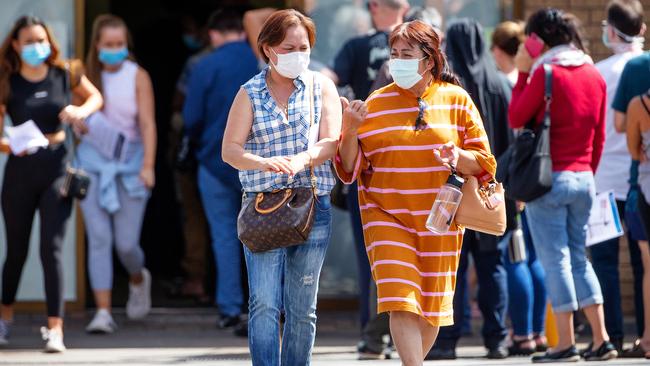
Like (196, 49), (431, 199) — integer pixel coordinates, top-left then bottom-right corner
(524, 33), (545, 58)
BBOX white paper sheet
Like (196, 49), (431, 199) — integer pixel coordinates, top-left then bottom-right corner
(83, 112), (128, 162)
(4, 120), (49, 155)
(586, 190), (624, 246)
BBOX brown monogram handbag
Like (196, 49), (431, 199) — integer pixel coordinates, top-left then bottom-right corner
(237, 173), (317, 253)
(237, 74), (318, 253)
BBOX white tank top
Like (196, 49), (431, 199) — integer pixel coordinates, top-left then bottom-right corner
(101, 60), (140, 141)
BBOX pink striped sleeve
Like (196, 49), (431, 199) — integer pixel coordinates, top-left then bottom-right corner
(334, 143), (369, 184)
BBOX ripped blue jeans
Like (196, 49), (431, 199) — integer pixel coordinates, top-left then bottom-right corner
(244, 195), (332, 366)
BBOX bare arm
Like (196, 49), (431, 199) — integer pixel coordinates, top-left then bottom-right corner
(627, 117), (641, 161)
(136, 67), (157, 188)
(59, 75), (103, 134)
(434, 142), (484, 176)
(74, 75), (103, 116)
(614, 111), (626, 133)
(0, 105), (9, 154)
(338, 98), (366, 173)
(223, 88), (262, 170)
(456, 150), (484, 175)
(243, 8), (277, 60)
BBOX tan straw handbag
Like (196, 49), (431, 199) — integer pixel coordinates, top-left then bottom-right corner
(455, 176), (507, 236)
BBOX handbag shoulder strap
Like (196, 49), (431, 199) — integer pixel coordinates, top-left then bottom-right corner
(306, 72), (317, 190)
(542, 64), (552, 128)
(640, 92), (650, 117)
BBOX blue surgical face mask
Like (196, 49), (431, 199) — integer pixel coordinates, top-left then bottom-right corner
(388, 57), (425, 89)
(99, 47), (129, 66)
(21, 42), (51, 67)
(602, 27), (611, 48)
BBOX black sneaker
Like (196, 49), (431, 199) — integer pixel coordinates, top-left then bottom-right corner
(425, 347), (456, 360)
(233, 315), (248, 338)
(487, 345), (509, 359)
(582, 341), (618, 361)
(357, 341), (385, 360)
(218, 315), (241, 329)
(532, 345), (580, 363)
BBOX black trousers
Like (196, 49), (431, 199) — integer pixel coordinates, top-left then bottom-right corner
(1, 143), (72, 317)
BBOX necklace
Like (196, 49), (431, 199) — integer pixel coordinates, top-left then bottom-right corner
(267, 75), (289, 117)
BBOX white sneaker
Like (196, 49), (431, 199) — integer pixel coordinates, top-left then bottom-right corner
(126, 268), (151, 320)
(86, 309), (117, 334)
(41, 327), (66, 353)
(0, 319), (10, 346)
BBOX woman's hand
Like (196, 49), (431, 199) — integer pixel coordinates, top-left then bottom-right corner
(259, 156), (293, 175)
(341, 97), (367, 137)
(433, 142), (460, 171)
(514, 43), (535, 73)
(140, 167), (155, 189)
(287, 152), (310, 176)
(59, 105), (89, 134)
(0, 137), (10, 154)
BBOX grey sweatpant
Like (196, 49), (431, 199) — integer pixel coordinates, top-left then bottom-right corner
(80, 173), (148, 290)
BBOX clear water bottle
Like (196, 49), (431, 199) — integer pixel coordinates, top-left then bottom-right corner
(426, 173), (464, 233)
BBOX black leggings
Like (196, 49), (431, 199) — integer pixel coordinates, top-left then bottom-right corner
(1, 143), (72, 317)
(639, 191), (650, 240)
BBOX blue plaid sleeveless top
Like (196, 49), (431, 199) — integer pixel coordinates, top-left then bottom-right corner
(240, 68), (335, 195)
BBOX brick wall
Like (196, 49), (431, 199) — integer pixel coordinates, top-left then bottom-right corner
(521, 0), (650, 316)
(522, 0), (650, 62)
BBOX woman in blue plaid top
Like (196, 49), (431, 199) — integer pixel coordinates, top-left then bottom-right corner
(222, 9), (342, 366)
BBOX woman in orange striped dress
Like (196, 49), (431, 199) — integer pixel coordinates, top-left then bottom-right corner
(335, 21), (496, 365)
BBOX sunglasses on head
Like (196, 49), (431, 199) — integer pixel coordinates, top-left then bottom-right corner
(415, 97), (427, 131)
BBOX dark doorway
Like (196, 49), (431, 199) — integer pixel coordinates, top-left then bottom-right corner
(83, 0), (279, 308)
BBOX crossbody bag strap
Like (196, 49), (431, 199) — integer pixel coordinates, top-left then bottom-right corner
(542, 64), (553, 128)
(62, 62), (78, 164)
(640, 92), (650, 117)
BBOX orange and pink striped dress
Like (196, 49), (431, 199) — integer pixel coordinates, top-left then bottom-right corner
(334, 81), (496, 326)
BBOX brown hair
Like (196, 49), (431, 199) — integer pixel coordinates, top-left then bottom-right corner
(85, 14), (134, 93)
(491, 21), (525, 57)
(0, 16), (64, 104)
(389, 20), (460, 86)
(607, 0), (644, 37)
(257, 9), (316, 64)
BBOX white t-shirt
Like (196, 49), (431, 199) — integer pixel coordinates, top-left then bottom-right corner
(595, 49), (644, 200)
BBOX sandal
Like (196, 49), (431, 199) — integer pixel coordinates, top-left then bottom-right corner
(508, 338), (535, 356)
(533, 334), (548, 353)
(622, 339), (650, 359)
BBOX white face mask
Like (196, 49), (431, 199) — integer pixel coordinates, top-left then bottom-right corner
(271, 48), (310, 79)
(388, 57), (425, 89)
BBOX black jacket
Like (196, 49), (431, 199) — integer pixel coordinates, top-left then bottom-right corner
(445, 18), (516, 244)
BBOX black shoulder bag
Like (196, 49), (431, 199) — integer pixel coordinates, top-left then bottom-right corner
(496, 64), (553, 202)
(59, 62), (90, 200)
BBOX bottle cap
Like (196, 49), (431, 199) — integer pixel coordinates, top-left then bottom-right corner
(446, 173), (464, 189)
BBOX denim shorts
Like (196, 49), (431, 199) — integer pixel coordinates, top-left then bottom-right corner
(524, 171), (603, 313)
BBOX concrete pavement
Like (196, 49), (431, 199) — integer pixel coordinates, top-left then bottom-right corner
(1, 308), (648, 365)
